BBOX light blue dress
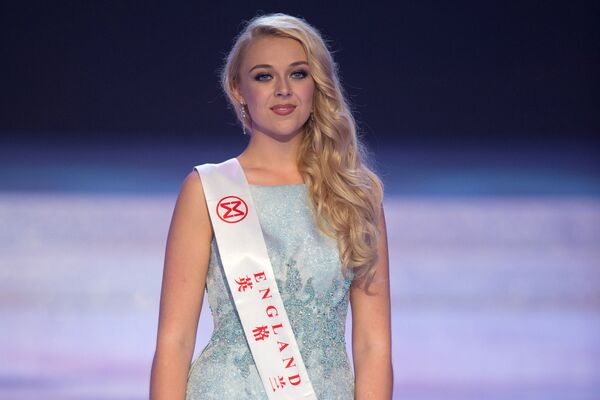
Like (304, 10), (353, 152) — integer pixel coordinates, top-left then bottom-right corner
(186, 183), (355, 399)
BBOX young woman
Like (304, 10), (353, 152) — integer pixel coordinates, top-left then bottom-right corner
(150, 13), (393, 400)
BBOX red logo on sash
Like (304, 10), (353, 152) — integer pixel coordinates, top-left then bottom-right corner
(216, 196), (248, 223)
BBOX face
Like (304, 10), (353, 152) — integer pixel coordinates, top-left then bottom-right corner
(235, 36), (315, 141)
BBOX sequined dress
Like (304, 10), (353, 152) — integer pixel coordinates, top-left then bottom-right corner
(185, 183), (355, 399)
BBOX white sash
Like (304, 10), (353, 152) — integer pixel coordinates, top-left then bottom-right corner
(195, 158), (317, 400)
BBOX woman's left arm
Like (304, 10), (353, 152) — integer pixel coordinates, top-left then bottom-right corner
(350, 206), (393, 399)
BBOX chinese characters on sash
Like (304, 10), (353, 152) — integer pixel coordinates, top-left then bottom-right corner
(234, 271), (303, 393)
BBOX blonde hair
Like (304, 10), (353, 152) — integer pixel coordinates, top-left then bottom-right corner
(221, 13), (384, 288)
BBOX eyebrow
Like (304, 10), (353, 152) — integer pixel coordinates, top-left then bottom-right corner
(248, 61), (309, 73)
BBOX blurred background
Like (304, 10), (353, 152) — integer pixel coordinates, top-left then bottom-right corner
(1, 1), (598, 399)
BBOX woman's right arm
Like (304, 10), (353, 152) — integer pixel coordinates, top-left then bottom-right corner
(150, 170), (213, 400)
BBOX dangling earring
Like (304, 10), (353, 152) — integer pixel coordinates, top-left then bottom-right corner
(240, 102), (247, 135)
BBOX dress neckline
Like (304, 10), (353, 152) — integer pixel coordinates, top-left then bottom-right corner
(248, 182), (305, 188)
(234, 157), (304, 188)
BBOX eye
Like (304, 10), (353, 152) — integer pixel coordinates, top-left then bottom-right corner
(254, 73), (272, 81)
(291, 70), (308, 79)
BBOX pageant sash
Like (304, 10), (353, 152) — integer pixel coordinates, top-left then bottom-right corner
(195, 158), (317, 400)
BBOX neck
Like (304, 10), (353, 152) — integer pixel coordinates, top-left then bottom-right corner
(238, 131), (302, 172)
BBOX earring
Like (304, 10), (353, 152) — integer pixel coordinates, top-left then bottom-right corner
(240, 103), (247, 135)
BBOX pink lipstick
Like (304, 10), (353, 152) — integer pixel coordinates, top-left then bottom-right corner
(271, 104), (296, 116)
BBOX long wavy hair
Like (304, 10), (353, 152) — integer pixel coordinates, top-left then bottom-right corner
(221, 13), (384, 288)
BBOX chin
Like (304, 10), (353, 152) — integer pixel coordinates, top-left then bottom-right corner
(257, 121), (306, 140)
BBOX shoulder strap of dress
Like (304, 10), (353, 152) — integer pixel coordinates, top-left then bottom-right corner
(195, 158), (318, 400)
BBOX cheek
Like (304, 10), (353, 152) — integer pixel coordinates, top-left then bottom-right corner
(249, 88), (272, 107)
(240, 81), (263, 104)
(300, 85), (315, 109)
(242, 89), (267, 115)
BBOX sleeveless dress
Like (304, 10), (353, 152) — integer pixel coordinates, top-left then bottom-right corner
(186, 183), (355, 399)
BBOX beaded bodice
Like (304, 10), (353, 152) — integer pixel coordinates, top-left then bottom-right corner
(186, 183), (355, 400)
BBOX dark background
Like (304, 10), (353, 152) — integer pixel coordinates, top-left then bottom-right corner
(1, 1), (598, 194)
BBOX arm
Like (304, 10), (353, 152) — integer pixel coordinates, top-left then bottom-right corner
(150, 170), (213, 400)
(350, 206), (393, 399)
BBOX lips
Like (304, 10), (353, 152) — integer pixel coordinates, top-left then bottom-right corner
(270, 104), (296, 116)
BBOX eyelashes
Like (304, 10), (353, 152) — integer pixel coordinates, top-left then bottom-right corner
(290, 70), (308, 79)
(253, 70), (309, 82)
(254, 73), (272, 81)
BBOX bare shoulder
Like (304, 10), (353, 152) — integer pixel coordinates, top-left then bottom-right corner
(179, 169), (208, 211)
(156, 169), (213, 351)
(169, 169), (213, 241)
(180, 169), (205, 201)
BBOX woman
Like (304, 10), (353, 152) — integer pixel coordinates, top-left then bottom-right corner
(150, 13), (393, 399)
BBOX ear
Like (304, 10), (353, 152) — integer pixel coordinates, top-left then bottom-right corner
(231, 85), (245, 105)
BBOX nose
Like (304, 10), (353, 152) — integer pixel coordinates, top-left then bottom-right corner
(275, 77), (292, 97)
